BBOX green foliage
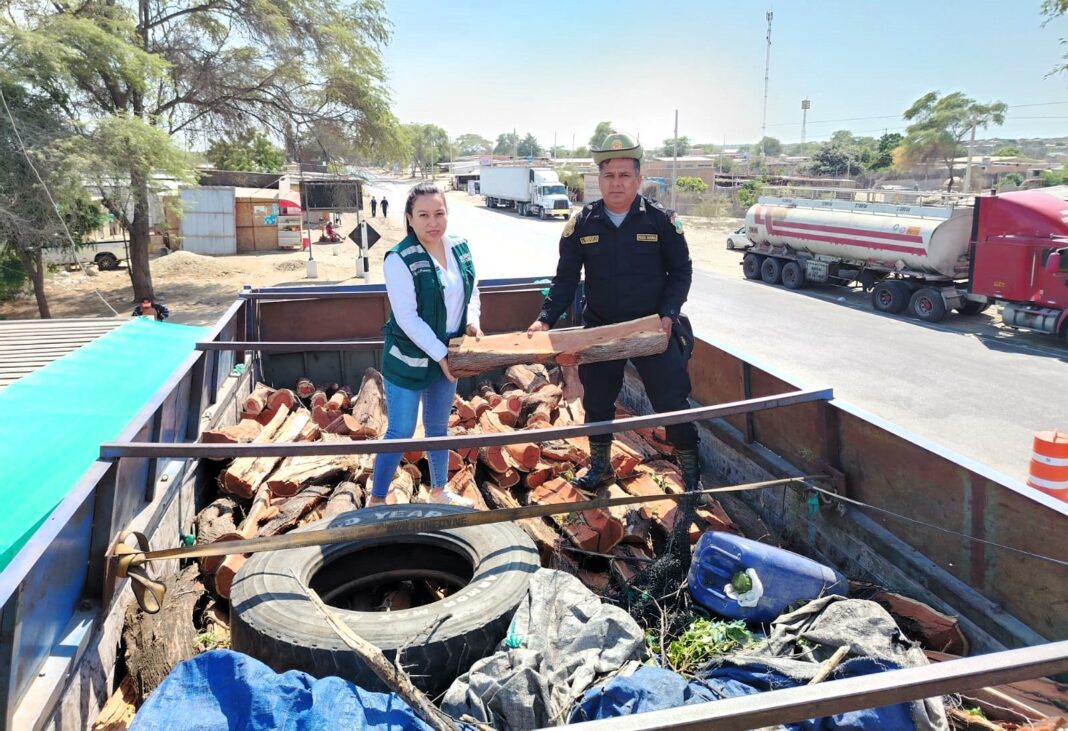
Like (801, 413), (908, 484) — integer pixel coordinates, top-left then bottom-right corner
(455, 133), (492, 156)
(735, 179), (763, 213)
(589, 121), (615, 149)
(403, 123), (449, 177)
(517, 133), (542, 158)
(1041, 168), (1066, 187)
(574, 145), (590, 158)
(869, 132), (903, 171)
(494, 132), (519, 156)
(809, 142), (863, 177)
(998, 172), (1024, 189)
(898, 91), (1007, 191)
(661, 136), (691, 156)
(675, 176), (708, 193)
(0, 248), (28, 301)
(662, 618), (755, 674)
(206, 129), (284, 172)
(558, 169), (584, 197)
(993, 146), (1022, 157)
(714, 155), (734, 173)
(757, 136), (782, 156)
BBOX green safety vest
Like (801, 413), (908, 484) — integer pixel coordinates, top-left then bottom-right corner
(382, 235), (476, 390)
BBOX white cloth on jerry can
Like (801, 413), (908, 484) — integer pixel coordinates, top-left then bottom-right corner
(441, 568), (645, 729)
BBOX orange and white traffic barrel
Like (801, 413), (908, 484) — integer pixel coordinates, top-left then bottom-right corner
(1027, 431), (1068, 502)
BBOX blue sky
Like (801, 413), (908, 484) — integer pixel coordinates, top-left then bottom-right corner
(380, 0), (1068, 148)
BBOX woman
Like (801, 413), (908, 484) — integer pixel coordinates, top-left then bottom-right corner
(367, 183), (482, 507)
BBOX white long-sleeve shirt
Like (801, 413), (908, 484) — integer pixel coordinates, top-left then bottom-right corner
(383, 237), (481, 363)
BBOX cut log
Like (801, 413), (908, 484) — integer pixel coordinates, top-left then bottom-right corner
(267, 388), (297, 413)
(387, 468), (416, 504)
(219, 405), (292, 498)
(347, 368), (387, 438)
(504, 364), (552, 393)
(609, 440), (644, 479)
(258, 483), (334, 537)
(93, 673), (138, 730)
(619, 471), (681, 533)
(266, 436), (362, 497)
(610, 544), (652, 585)
(312, 405), (335, 429)
(523, 461), (561, 489)
(490, 391), (523, 427)
(530, 477), (624, 553)
(295, 377), (316, 399)
(453, 395), (477, 425)
(486, 465), (520, 489)
(476, 382), (503, 407)
(194, 496), (241, 574)
(215, 483), (274, 598)
(605, 483), (653, 550)
(468, 395), (490, 418)
(448, 316), (668, 377)
(326, 388), (351, 413)
(478, 410), (540, 470)
(401, 462), (422, 483)
(480, 480), (563, 566)
(445, 467), (488, 510)
(222, 408), (309, 498)
(201, 418), (263, 445)
(310, 390), (328, 409)
(321, 481), (365, 520)
(447, 450), (464, 472)
(243, 383), (275, 415)
(577, 570), (611, 594)
(540, 439), (588, 465)
(613, 428), (660, 463)
(122, 564), (206, 699)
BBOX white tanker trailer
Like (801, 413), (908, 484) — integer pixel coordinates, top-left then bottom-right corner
(737, 190), (989, 320)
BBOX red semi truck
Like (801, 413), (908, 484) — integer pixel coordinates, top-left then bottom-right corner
(736, 186), (1068, 336)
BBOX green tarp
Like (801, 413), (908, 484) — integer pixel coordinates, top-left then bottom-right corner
(0, 317), (209, 570)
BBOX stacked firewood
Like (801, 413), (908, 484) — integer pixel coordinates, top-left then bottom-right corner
(194, 363), (739, 599)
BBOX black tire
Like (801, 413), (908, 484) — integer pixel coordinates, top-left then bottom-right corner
(760, 256), (783, 285)
(781, 261), (807, 290)
(726, 239), (736, 250)
(956, 299), (992, 316)
(539, 208), (547, 220)
(95, 252), (119, 271)
(910, 287), (948, 322)
(742, 253), (764, 280)
(871, 280), (909, 314)
(230, 504), (538, 695)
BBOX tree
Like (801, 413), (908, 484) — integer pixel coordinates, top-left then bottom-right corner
(589, 121), (615, 149)
(455, 133), (492, 156)
(756, 136), (782, 156)
(494, 132), (519, 156)
(675, 176), (708, 193)
(898, 92), (1007, 192)
(574, 145), (590, 158)
(735, 179), (763, 214)
(517, 133), (542, 158)
(714, 155), (734, 174)
(403, 123), (449, 177)
(808, 141), (864, 178)
(661, 136), (691, 157)
(0, 80), (102, 317)
(1043, 0), (1068, 74)
(3, 0), (397, 300)
(993, 146), (1022, 157)
(869, 132), (903, 172)
(206, 129), (284, 173)
(550, 145), (569, 158)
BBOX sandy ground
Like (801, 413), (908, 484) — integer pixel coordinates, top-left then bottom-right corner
(0, 183), (744, 326)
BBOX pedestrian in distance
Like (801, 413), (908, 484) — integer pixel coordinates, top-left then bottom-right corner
(370, 196), (378, 217)
(367, 182), (483, 508)
(527, 132), (700, 494)
(380, 196), (389, 218)
(133, 296), (170, 321)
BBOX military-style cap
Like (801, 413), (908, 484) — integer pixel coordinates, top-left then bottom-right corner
(592, 133), (642, 164)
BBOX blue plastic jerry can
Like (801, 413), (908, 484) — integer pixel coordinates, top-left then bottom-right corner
(687, 532), (847, 623)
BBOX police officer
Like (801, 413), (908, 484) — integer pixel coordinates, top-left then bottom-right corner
(527, 133), (699, 493)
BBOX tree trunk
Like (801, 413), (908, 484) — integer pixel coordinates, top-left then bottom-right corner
(128, 167), (155, 300)
(14, 248), (50, 319)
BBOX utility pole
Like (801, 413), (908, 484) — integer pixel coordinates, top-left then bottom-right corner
(962, 121), (977, 193)
(760, 10), (773, 159)
(513, 127), (518, 160)
(800, 97), (810, 150)
(671, 109), (679, 211)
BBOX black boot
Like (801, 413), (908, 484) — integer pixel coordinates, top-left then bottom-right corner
(571, 441), (614, 493)
(676, 448), (702, 492)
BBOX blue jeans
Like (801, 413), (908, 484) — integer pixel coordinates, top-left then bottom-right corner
(370, 375), (458, 498)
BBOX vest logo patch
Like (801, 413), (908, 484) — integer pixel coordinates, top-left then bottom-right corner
(409, 260), (432, 273)
(636, 233), (658, 242)
(580, 235), (599, 245)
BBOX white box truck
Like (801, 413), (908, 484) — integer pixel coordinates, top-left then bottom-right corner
(480, 166), (571, 219)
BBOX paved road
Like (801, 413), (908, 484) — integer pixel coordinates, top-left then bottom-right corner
(370, 179), (1068, 482)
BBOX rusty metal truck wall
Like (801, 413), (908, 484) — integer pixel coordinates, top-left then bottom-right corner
(688, 338), (1068, 645)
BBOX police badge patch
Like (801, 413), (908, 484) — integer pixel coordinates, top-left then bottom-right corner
(562, 213), (578, 238)
(671, 213), (684, 234)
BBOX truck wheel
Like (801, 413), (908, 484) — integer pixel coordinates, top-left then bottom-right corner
(95, 253), (119, 271)
(539, 208), (547, 220)
(230, 504), (539, 696)
(871, 281), (909, 314)
(956, 299), (992, 316)
(726, 238), (736, 250)
(742, 253), (764, 280)
(781, 261), (807, 290)
(760, 257), (783, 285)
(910, 288), (947, 322)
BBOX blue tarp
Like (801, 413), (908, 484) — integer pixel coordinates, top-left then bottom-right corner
(0, 318), (208, 569)
(131, 650), (437, 731)
(570, 661), (920, 730)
